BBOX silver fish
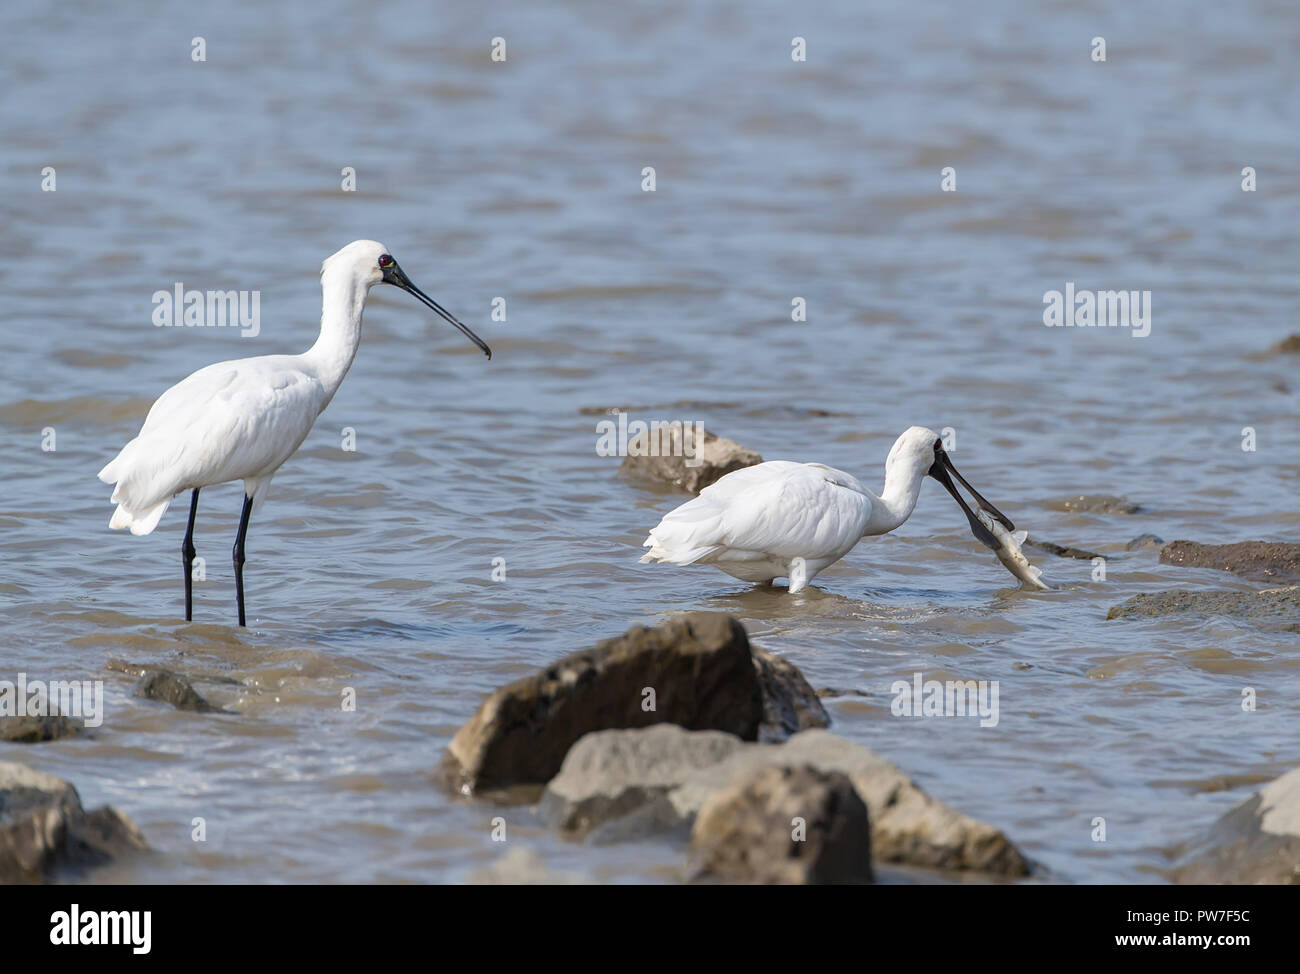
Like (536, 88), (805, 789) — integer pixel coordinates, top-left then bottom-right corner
(976, 510), (1053, 591)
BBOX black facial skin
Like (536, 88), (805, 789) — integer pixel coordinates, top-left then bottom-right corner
(927, 439), (1014, 551)
(379, 255), (492, 359)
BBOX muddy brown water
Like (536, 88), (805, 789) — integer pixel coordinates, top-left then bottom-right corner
(1, 0), (1298, 883)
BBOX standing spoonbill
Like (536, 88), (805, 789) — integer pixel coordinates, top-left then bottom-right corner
(639, 426), (1014, 593)
(98, 240), (490, 626)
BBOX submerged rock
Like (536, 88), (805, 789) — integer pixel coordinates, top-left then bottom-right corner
(1169, 767), (1300, 884)
(1023, 537), (1103, 561)
(0, 715), (82, 743)
(1159, 540), (1300, 582)
(671, 730), (1029, 875)
(441, 613), (767, 795)
(1266, 334), (1300, 355)
(0, 762), (147, 883)
(619, 425), (761, 494)
(133, 669), (220, 713)
(690, 764), (872, 884)
(467, 846), (591, 885)
(1047, 494), (1141, 515)
(539, 725), (745, 838)
(1106, 587), (1299, 624)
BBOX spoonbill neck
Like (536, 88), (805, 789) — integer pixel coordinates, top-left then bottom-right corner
(864, 460), (928, 535)
(304, 266), (371, 400)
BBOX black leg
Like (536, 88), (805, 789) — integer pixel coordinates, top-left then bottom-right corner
(182, 488), (200, 621)
(233, 494), (253, 627)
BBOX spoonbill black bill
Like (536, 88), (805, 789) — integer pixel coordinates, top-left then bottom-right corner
(639, 426), (1040, 593)
(98, 240), (491, 626)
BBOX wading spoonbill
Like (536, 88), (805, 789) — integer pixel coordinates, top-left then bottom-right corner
(98, 240), (490, 626)
(639, 426), (1018, 593)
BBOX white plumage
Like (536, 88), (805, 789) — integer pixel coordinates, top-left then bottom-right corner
(98, 239), (490, 624)
(641, 426), (1013, 593)
(99, 356), (325, 534)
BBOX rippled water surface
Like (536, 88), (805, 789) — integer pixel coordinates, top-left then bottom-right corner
(2, 0), (1298, 883)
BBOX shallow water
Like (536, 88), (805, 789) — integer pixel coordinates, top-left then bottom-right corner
(1, 0), (1298, 883)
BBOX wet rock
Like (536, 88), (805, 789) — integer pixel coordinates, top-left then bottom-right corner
(1169, 767), (1300, 884)
(441, 613), (764, 795)
(670, 729), (1029, 875)
(1266, 334), (1300, 355)
(0, 715), (82, 743)
(619, 425), (761, 494)
(1125, 533), (1165, 551)
(1023, 537), (1103, 560)
(133, 669), (220, 712)
(539, 725), (745, 838)
(1047, 495), (1141, 515)
(0, 762), (148, 883)
(1159, 540), (1300, 582)
(467, 846), (590, 885)
(586, 795), (689, 845)
(752, 646), (831, 741)
(690, 764), (872, 884)
(1106, 587), (1299, 624)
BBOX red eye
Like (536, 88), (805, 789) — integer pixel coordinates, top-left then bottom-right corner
(378, 255), (393, 268)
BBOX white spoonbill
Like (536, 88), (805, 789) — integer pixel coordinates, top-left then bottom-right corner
(98, 239), (491, 626)
(639, 426), (1015, 593)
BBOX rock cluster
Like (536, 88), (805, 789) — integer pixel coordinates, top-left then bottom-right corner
(442, 612), (1030, 883)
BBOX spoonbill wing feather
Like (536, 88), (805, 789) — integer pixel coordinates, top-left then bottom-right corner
(642, 460), (872, 564)
(99, 356), (326, 530)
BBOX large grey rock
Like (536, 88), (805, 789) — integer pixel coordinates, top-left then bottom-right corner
(1170, 767), (1300, 884)
(671, 730), (1029, 875)
(620, 425), (761, 494)
(1159, 540), (1300, 582)
(539, 725), (745, 837)
(0, 762), (147, 883)
(441, 613), (764, 795)
(690, 764), (872, 884)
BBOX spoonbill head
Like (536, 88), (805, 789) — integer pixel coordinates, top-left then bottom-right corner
(97, 240), (491, 626)
(639, 425), (1014, 593)
(328, 240), (492, 358)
